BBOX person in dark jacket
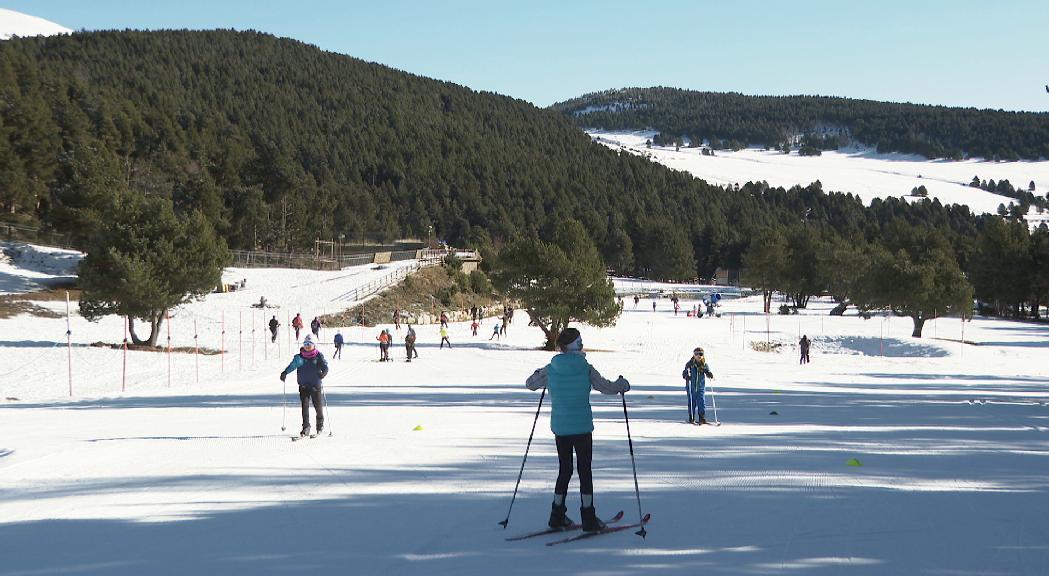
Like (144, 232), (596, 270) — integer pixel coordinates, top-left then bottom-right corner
(526, 327), (630, 532)
(268, 315), (280, 343)
(405, 325), (418, 361)
(682, 346), (715, 424)
(799, 335), (811, 364)
(310, 317), (322, 339)
(279, 334), (329, 437)
(333, 330), (344, 359)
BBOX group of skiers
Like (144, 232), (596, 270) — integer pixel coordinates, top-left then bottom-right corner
(268, 313), (324, 343)
(275, 300), (730, 535)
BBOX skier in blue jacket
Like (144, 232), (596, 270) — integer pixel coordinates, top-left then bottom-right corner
(279, 334), (329, 437)
(682, 346), (714, 424)
(527, 327), (630, 532)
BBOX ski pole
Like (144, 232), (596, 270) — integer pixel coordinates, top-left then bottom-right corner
(281, 375), (287, 432)
(499, 387), (545, 528)
(621, 392), (647, 538)
(321, 388), (333, 437)
(708, 379), (720, 425)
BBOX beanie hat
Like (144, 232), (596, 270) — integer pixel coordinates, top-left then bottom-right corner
(302, 334), (314, 346)
(556, 327), (583, 352)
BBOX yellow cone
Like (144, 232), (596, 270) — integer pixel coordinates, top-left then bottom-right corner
(413, 425), (424, 431)
(847, 458), (863, 467)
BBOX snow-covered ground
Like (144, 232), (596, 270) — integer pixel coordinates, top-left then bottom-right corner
(590, 130), (1049, 227)
(0, 8), (71, 41)
(2, 246), (1049, 574)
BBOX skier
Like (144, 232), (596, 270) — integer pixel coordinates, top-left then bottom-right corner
(292, 313), (304, 340)
(405, 324), (418, 361)
(440, 311), (449, 328)
(652, 300), (656, 312)
(500, 314), (508, 336)
(310, 317), (322, 339)
(490, 322), (501, 341)
(682, 346), (715, 424)
(471, 306), (478, 322)
(799, 335), (811, 364)
(279, 334), (329, 437)
(268, 315), (280, 343)
(377, 329), (390, 361)
(393, 308), (401, 330)
(633, 295), (639, 309)
(526, 327), (630, 532)
(333, 330), (344, 360)
(471, 320), (479, 336)
(440, 325), (452, 349)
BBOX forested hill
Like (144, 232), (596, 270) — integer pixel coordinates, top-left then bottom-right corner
(551, 87), (1049, 161)
(0, 30), (766, 259)
(0, 30), (995, 283)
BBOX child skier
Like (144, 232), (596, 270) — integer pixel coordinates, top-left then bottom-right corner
(526, 327), (630, 532)
(279, 334), (329, 437)
(682, 346), (715, 424)
(440, 326), (452, 349)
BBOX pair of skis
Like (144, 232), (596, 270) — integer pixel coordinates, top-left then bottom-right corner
(505, 510), (651, 546)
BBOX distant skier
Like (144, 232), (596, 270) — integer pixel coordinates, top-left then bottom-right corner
(799, 335), (811, 364)
(268, 315), (280, 343)
(440, 311), (449, 328)
(652, 300), (656, 312)
(440, 326), (452, 349)
(633, 295), (639, 309)
(310, 317), (322, 339)
(526, 327), (630, 532)
(471, 306), (478, 322)
(471, 320), (479, 336)
(292, 313), (304, 340)
(377, 329), (390, 361)
(393, 308), (401, 330)
(405, 324), (418, 361)
(682, 346), (715, 425)
(490, 322), (501, 341)
(333, 330), (344, 360)
(279, 334), (329, 437)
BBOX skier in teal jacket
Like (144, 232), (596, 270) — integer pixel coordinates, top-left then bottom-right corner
(527, 327), (630, 532)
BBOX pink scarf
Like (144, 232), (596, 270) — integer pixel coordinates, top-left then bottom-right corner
(300, 347), (319, 359)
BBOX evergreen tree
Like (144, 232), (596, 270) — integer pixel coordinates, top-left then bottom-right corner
(79, 194), (231, 346)
(742, 228), (787, 314)
(489, 220), (619, 350)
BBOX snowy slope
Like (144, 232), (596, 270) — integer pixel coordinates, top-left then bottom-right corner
(591, 130), (1049, 225)
(0, 8), (71, 40)
(2, 248), (1049, 575)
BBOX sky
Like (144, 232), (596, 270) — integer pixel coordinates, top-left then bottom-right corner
(3, 0), (1048, 111)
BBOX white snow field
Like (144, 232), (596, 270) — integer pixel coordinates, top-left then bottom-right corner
(2, 246), (1049, 575)
(0, 8), (71, 41)
(590, 130), (1049, 227)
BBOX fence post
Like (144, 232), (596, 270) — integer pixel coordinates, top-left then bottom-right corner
(65, 291), (72, 397)
(221, 311), (225, 376)
(122, 316), (128, 392)
(167, 313), (172, 387)
(194, 318), (199, 385)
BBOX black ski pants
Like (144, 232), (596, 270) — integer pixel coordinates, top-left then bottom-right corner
(554, 433), (593, 496)
(299, 385), (323, 428)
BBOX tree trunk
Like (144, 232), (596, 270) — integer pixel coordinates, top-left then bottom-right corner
(910, 315), (925, 338)
(527, 309), (558, 351)
(830, 301), (848, 316)
(128, 311), (165, 347)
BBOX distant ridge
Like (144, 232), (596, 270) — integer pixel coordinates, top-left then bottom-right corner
(0, 8), (71, 41)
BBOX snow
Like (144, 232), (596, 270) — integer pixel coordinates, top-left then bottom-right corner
(0, 8), (71, 41)
(589, 130), (1049, 225)
(0, 242), (81, 294)
(2, 244), (1049, 574)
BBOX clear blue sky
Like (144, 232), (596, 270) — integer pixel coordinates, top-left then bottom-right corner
(5, 0), (1048, 111)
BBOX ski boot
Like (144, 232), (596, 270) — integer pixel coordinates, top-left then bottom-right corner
(300, 424), (311, 438)
(580, 505), (606, 532)
(698, 415), (710, 425)
(548, 502), (574, 530)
